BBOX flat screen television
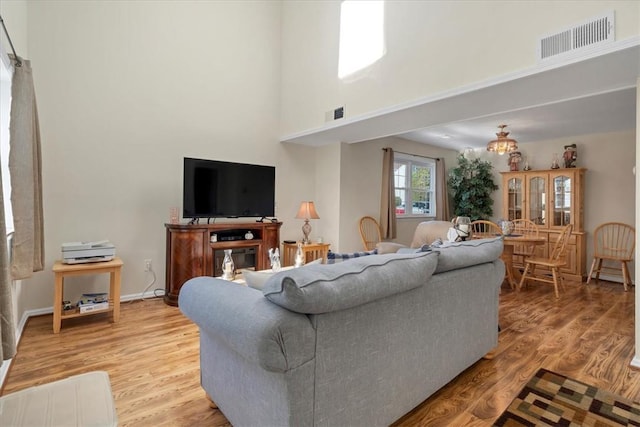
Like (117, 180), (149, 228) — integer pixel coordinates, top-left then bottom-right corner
(183, 157), (275, 219)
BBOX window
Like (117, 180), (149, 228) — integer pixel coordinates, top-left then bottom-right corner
(394, 154), (436, 217)
(0, 50), (13, 234)
(338, 0), (385, 78)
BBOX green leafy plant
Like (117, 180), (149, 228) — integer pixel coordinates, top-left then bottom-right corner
(448, 154), (499, 221)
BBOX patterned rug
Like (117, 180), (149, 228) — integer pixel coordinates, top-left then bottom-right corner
(494, 368), (640, 426)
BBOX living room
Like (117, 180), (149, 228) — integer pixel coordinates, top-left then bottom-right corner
(0, 0), (638, 425)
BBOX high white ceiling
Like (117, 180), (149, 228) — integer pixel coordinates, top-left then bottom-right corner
(281, 40), (639, 152)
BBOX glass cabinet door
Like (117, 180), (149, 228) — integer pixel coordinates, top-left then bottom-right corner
(552, 175), (572, 226)
(528, 176), (546, 226)
(506, 177), (523, 220)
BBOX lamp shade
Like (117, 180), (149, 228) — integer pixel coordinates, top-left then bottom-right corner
(487, 124), (518, 155)
(295, 201), (320, 220)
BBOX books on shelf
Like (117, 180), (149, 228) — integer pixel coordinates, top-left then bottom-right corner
(78, 301), (109, 313)
(77, 293), (109, 313)
(79, 293), (108, 304)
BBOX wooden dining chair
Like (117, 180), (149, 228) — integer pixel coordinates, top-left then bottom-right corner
(470, 220), (502, 240)
(359, 216), (382, 251)
(587, 222), (635, 291)
(519, 224), (573, 298)
(512, 219), (540, 263)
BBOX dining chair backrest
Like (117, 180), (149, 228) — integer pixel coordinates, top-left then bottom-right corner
(512, 219), (540, 256)
(592, 222), (635, 260)
(550, 224), (573, 262)
(359, 216), (382, 251)
(470, 220), (502, 240)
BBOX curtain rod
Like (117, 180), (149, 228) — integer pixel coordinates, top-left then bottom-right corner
(0, 15), (21, 67)
(382, 147), (440, 161)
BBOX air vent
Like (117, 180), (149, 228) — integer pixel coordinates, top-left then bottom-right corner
(538, 12), (614, 61)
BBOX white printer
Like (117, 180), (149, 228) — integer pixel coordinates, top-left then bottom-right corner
(61, 240), (116, 264)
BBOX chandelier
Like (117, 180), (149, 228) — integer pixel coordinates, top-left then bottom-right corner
(486, 124), (518, 155)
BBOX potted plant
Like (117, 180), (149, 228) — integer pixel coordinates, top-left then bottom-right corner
(447, 154), (499, 221)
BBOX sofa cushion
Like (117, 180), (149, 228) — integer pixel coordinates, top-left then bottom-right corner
(433, 236), (503, 273)
(326, 249), (377, 264)
(374, 242), (406, 254)
(263, 251), (438, 314)
(242, 259), (323, 290)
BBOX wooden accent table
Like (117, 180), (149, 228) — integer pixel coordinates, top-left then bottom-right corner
(52, 257), (123, 333)
(502, 236), (546, 289)
(282, 242), (330, 266)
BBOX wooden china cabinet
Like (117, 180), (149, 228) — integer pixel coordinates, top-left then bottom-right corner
(500, 168), (586, 281)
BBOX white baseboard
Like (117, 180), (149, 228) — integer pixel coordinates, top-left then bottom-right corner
(0, 307), (39, 389)
(0, 290), (165, 389)
(631, 355), (640, 369)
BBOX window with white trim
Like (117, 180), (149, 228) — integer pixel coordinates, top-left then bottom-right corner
(394, 154), (436, 217)
(338, 0), (385, 78)
(0, 52), (13, 234)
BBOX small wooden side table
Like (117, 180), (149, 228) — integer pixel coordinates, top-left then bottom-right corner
(282, 242), (330, 267)
(52, 257), (123, 333)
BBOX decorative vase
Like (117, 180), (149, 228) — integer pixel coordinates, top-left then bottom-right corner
(551, 153), (560, 169)
(294, 243), (305, 267)
(269, 248), (281, 272)
(245, 230), (254, 240)
(221, 249), (235, 280)
(452, 216), (471, 241)
(499, 219), (515, 236)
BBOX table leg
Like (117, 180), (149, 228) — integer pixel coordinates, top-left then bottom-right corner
(109, 267), (120, 323)
(53, 274), (63, 333)
(110, 267), (121, 323)
(501, 245), (517, 289)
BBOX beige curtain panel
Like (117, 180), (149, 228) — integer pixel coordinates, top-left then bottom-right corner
(9, 57), (44, 280)
(0, 166), (16, 364)
(435, 158), (450, 221)
(380, 147), (397, 239)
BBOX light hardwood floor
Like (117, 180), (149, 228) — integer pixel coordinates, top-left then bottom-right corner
(2, 279), (638, 426)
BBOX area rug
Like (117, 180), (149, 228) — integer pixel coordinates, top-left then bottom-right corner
(494, 368), (640, 426)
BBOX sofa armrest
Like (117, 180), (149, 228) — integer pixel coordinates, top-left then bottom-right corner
(179, 277), (315, 373)
(375, 242), (407, 254)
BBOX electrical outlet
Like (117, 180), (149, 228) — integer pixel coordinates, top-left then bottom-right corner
(144, 259), (152, 272)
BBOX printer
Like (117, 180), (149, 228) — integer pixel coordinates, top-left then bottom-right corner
(61, 240), (116, 264)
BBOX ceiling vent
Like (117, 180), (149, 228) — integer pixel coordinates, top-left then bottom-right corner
(538, 11), (614, 61)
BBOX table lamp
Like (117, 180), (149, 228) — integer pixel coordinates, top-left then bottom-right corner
(295, 201), (320, 244)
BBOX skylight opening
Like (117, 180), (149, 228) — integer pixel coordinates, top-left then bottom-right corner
(338, 1), (385, 79)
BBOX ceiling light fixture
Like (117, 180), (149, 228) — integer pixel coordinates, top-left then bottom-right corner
(486, 124), (518, 155)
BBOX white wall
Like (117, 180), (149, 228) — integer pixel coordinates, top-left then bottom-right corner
(7, 0), (308, 311)
(280, 1), (640, 136)
(0, 1), (27, 57)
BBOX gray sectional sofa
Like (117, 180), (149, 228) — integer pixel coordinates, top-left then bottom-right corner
(179, 236), (504, 427)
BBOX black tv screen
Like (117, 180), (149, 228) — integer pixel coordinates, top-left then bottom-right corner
(183, 157), (275, 219)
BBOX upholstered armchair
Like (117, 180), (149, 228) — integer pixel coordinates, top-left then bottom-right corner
(376, 220), (452, 254)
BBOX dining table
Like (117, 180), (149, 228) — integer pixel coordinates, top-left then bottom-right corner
(501, 234), (547, 289)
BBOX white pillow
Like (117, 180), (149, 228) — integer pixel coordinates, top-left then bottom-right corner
(242, 258), (323, 290)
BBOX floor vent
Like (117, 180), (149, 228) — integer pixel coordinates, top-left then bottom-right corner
(538, 12), (614, 60)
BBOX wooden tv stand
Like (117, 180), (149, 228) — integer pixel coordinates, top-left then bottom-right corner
(164, 221), (281, 306)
